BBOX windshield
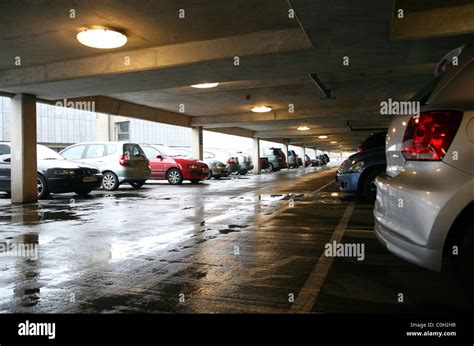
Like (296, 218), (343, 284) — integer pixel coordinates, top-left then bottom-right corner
(156, 145), (184, 157)
(37, 145), (64, 160)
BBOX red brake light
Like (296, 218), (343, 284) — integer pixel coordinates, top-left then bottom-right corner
(402, 110), (463, 161)
(119, 154), (129, 166)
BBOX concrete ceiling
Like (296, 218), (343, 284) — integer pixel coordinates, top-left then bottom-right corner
(1, 0), (474, 150)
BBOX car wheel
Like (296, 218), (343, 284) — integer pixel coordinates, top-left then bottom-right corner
(102, 171), (120, 191)
(207, 170), (213, 180)
(190, 179), (201, 184)
(240, 169), (247, 175)
(74, 189), (93, 196)
(130, 180), (146, 189)
(37, 174), (49, 199)
(167, 168), (183, 185)
(361, 168), (383, 202)
(265, 163), (273, 173)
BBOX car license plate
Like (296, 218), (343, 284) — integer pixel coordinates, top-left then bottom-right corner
(83, 176), (97, 182)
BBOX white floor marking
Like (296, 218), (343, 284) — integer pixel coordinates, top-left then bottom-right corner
(291, 202), (355, 313)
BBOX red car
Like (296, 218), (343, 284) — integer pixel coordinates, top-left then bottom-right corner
(141, 144), (209, 184)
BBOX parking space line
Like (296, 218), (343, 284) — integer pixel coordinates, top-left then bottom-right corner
(290, 202), (355, 313)
(309, 180), (335, 196)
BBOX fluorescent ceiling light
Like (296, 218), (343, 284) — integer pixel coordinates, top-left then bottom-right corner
(190, 83), (219, 89)
(251, 106), (272, 113)
(330, 141), (338, 144)
(318, 135), (328, 139)
(77, 29), (127, 49)
(297, 126), (310, 131)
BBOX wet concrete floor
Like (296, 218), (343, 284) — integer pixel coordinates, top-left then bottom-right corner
(0, 167), (470, 313)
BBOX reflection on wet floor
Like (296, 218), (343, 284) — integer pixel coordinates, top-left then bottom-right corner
(0, 166), (470, 313)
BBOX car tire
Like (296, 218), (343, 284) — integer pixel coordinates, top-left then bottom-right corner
(74, 189), (93, 196)
(207, 170), (213, 180)
(265, 163), (274, 173)
(130, 180), (146, 189)
(449, 217), (474, 297)
(190, 179), (201, 184)
(361, 168), (384, 202)
(37, 174), (49, 199)
(102, 171), (120, 191)
(167, 168), (183, 185)
(240, 169), (247, 175)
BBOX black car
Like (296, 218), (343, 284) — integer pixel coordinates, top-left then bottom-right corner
(0, 143), (103, 199)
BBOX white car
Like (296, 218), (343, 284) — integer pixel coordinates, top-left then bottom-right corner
(374, 44), (474, 285)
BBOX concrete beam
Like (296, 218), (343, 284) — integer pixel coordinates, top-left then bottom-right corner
(0, 29), (310, 92)
(391, 1), (474, 40)
(10, 94), (38, 204)
(255, 127), (359, 138)
(190, 104), (380, 128)
(55, 96), (191, 128)
(206, 127), (255, 139)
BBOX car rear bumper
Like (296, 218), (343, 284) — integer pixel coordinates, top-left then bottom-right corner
(336, 172), (360, 193)
(374, 214), (442, 271)
(117, 168), (151, 183)
(373, 163), (473, 272)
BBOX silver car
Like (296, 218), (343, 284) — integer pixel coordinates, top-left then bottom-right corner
(61, 142), (151, 191)
(374, 44), (474, 283)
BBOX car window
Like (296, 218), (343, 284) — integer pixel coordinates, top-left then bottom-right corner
(106, 144), (117, 155)
(62, 145), (86, 160)
(360, 132), (386, 150)
(85, 144), (105, 159)
(142, 146), (159, 159)
(0, 144), (11, 155)
(37, 145), (64, 160)
(123, 144), (146, 158)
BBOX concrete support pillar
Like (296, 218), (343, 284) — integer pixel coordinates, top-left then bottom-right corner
(11, 94), (38, 204)
(302, 145), (306, 167)
(191, 126), (204, 160)
(283, 139), (290, 168)
(252, 137), (260, 174)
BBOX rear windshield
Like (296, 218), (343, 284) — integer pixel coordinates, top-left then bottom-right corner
(360, 132), (387, 151)
(410, 75), (442, 106)
(123, 144), (146, 158)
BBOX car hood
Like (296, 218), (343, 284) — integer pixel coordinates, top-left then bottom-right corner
(38, 159), (98, 170)
(173, 157), (207, 166)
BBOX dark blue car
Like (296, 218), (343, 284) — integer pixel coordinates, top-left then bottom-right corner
(336, 132), (387, 201)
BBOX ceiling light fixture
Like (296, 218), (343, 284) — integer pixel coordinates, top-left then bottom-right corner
(330, 141), (338, 144)
(251, 106), (272, 113)
(297, 126), (310, 131)
(190, 82), (220, 89)
(318, 135), (328, 139)
(77, 28), (127, 49)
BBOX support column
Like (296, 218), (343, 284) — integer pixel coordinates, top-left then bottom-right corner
(302, 145), (306, 167)
(11, 94), (38, 204)
(191, 126), (204, 160)
(252, 137), (260, 174)
(283, 139), (290, 169)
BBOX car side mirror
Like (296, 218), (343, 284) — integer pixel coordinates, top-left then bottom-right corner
(156, 155), (164, 160)
(3, 157), (11, 163)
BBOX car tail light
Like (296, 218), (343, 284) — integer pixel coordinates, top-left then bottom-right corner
(357, 146), (363, 152)
(119, 154), (129, 166)
(227, 159), (234, 164)
(402, 110), (463, 161)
